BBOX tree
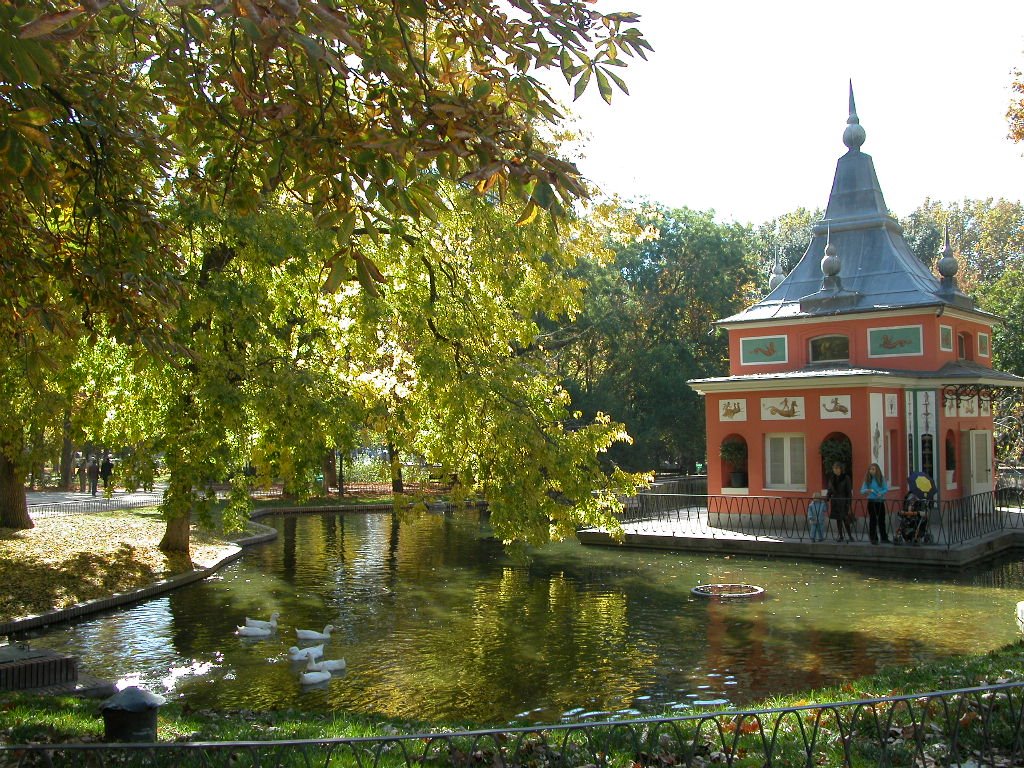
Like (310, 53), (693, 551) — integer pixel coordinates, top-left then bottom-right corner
(899, 198), (1024, 290)
(1, 0), (651, 530)
(557, 204), (757, 472)
(748, 207), (821, 302)
(1010, 66), (1024, 144)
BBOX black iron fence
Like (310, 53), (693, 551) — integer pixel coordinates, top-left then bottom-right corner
(622, 488), (1024, 549)
(2, 682), (1023, 767)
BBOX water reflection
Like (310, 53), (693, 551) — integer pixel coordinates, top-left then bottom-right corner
(23, 509), (1024, 724)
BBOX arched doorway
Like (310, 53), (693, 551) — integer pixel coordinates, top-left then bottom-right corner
(819, 432), (852, 487)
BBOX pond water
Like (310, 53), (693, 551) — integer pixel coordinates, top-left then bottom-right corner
(22, 508), (1024, 725)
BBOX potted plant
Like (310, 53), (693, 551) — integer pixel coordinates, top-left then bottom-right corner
(720, 439), (748, 487)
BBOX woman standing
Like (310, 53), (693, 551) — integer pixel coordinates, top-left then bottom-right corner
(860, 462), (890, 544)
(827, 461), (854, 541)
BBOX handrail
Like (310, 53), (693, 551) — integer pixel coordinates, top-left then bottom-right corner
(622, 488), (1024, 550)
(3, 682), (1023, 767)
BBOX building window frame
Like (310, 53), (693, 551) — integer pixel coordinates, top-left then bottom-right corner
(939, 324), (953, 352)
(764, 433), (806, 491)
(978, 332), (990, 358)
(809, 334), (850, 364)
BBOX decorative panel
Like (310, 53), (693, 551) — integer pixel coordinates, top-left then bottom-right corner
(867, 325), (923, 357)
(819, 395), (851, 419)
(719, 399), (747, 421)
(885, 393), (899, 418)
(979, 333), (990, 357)
(740, 335), (787, 365)
(939, 325), (953, 352)
(760, 396), (804, 420)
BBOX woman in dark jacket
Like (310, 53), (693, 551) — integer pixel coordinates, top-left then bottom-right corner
(827, 461), (854, 541)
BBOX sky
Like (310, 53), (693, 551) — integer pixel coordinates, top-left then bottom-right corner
(548, 1), (1024, 225)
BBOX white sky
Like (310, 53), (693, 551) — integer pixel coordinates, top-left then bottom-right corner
(551, 0), (1024, 224)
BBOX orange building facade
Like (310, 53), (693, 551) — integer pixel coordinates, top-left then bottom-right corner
(690, 90), (1023, 504)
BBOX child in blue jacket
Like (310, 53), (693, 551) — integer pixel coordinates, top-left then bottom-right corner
(807, 490), (828, 542)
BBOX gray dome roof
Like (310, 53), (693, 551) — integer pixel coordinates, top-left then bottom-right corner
(724, 86), (980, 324)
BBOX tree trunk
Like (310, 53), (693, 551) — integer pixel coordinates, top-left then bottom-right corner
(322, 449), (337, 495)
(159, 512), (191, 553)
(338, 453), (345, 497)
(159, 477), (192, 553)
(387, 443), (404, 495)
(0, 446), (33, 529)
(59, 413), (74, 490)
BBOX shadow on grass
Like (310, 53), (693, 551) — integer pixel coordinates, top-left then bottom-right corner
(0, 543), (192, 619)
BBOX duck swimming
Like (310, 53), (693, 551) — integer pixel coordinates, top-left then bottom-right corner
(299, 657), (332, 685)
(236, 624), (272, 638)
(288, 644), (324, 661)
(244, 612), (280, 630)
(295, 624), (335, 642)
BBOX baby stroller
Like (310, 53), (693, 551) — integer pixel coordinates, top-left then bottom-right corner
(895, 472), (934, 545)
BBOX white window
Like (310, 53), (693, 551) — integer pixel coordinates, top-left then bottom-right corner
(765, 434), (806, 490)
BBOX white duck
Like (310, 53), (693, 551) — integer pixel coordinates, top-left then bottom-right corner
(288, 644), (324, 661)
(236, 624), (272, 638)
(307, 657), (347, 672)
(244, 612), (280, 630)
(295, 624), (335, 642)
(299, 657), (332, 685)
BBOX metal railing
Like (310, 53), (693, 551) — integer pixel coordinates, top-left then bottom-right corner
(2, 682), (1023, 767)
(622, 488), (1024, 549)
(28, 496), (163, 520)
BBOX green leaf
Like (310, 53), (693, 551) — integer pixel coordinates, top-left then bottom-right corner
(602, 66), (630, 96)
(572, 67), (591, 101)
(12, 108), (50, 127)
(532, 180), (554, 210)
(595, 68), (612, 104)
(515, 199), (540, 226)
(12, 44), (41, 87)
(321, 254), (353, 294)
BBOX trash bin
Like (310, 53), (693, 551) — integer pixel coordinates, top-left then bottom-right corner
(99, 686), (166, 742)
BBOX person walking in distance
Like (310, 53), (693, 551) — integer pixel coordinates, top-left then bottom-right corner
(100, 453), (114, 491)
(827, 461), (854, 542)
(86, 456), (100, 496)
(860, 462), (890, 544)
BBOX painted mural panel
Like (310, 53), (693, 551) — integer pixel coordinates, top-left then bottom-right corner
(979, 333), (990, 357)
(819, 395), (851, 419)
(719, 399), (747, 422)
(761, 396), (804, 420)
(944, 392), (957, 418)
(940, 325), (954, 352)
(885, 393), (898, 418)
(958, 396), (980, 418)
(869, 393), (884, 466)
(740, 335), (787, 365)
(867, 325), (923, 357)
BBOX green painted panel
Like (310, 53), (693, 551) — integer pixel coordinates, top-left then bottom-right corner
(740, 335), (787, 364)
(868, 326), (922, 356)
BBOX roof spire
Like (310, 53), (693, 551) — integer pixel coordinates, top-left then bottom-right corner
(937, 224), (960, 291)
(768, 248), (786, 291)
(843, 80), (866, 151)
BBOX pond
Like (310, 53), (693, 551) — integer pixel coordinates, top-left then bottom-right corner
(22, 508), (1024, 725)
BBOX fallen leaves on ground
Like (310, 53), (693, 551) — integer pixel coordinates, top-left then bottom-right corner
(0, 511), (237, 620)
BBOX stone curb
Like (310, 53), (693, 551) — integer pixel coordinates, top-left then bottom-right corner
(0, 503), (395, 638)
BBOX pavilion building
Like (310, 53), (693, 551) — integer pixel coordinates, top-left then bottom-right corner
(689, 88), (1024, 505)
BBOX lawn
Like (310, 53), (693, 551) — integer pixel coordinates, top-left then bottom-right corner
(0, 509), (237, 620)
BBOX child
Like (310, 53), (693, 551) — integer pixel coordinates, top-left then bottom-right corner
(807, 490), (828, 542)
